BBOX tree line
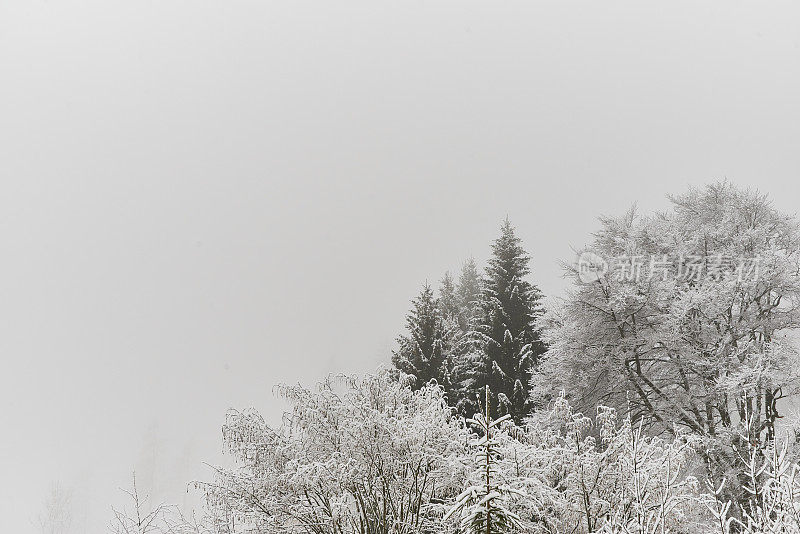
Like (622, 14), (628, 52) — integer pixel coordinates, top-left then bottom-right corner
(390, 181), (800, 518)
(106, 181), (800, 533)
(391, 218), (546, 423)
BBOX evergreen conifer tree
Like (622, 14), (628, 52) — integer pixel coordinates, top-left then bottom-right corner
(471, 220), (545, 422)
(392, 284), (451, 390)
(456, 259), (481, 333)
(438, 272), (469, 406)
(444, 385), (523, 534)
(450, 259), (485, 417)
(439, 272), (460, 322)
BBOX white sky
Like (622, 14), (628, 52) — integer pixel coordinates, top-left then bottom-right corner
(1, 1), (799, 532)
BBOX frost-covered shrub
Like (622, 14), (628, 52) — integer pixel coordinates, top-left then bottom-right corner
(203, 372), (469, 533)
(472, 392), (704, 533)
(200, 373), (800, 534)
(705, 437), (800, 534)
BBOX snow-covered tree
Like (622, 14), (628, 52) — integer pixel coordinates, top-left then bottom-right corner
(193, 369), (800, 533)
(705, 436), (800, 534)
(456, 259), (482, 334)
(444, 386), (524, 534)
(392, 284), (453, 391)
(533, 182), (800, 506)
(203, 372), (469, 533)
(440, 272), (461, 323)
(526, 393), (702, 533)
(471, 220), (545, 423)
(437, 272), (477, 408)
(443, 388), (704, 533)
(444, 259), (484, 418)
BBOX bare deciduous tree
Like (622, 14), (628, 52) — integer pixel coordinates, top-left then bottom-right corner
(111, 473), (210, 534)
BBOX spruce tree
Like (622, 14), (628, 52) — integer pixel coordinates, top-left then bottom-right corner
(392, 284), (451, 390)
(444, 386), (523, 534)
(449, 259), (484, 417)
(438, 272), (470, 406)
(456, 259), (481, 333)
(472, 220), (545, 423)
(439, 272), (460, 322)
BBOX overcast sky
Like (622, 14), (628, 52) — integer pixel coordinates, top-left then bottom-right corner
(1, 1), (799, 532)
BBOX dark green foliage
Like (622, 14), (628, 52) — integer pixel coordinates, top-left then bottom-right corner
(456, 259), (481, 333)
(471, 220), (545, 423)
(391, 284), (452, 390)
(439, 272), (460, 323)
(392, 221), (546, 423)
(441, 268), (479, 412)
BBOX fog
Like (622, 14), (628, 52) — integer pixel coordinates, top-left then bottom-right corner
(1, 1), (799, 532)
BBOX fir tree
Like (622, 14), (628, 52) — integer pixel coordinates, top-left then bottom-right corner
(392, 284), (451, 390)
(439, 272), (460, 322)
(438, 271), (472, 407)
(446, 260), (484, 418)
(472, 220), (545, 423)
(456, 258), (481, 333)
(444, 385), (523, 534)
